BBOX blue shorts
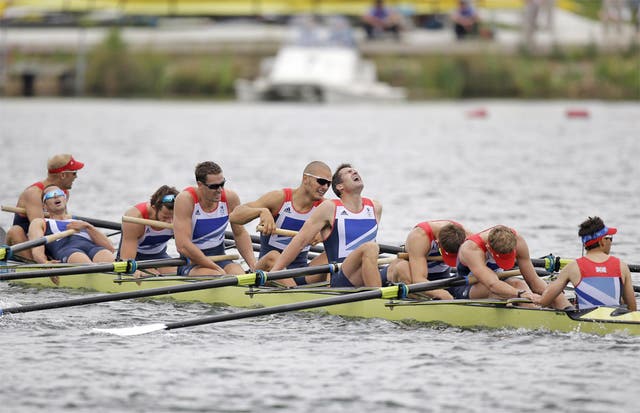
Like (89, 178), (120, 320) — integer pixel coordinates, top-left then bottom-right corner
(50, 237), (107, 263)
(448, 283), (472, 299)
(136, 251), (172, 261)
(330, 265), (389, 288)
(177, 259), (234, 276)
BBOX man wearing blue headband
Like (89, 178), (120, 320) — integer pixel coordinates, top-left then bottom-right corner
(28, 185), (115, 269)
(540, 217), (636, 311)
(119, 185), (179, 277)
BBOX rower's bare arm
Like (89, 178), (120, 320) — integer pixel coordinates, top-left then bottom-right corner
(174, 192), (218, 270)
(228, 190), (283, 235)
(24, 187), (45, 221)
(539, 264), (573, 308)
(68, 221), (115, 252)
(405, 228), (430, 283)
(271, 200), (333, 272)
(621, 263), (637, 311)
(467, 248), (519, 298)
(119, 208), (145, 260)
(28, 219), (49, 263)
(227, 190), (257, 270)
(515, 237), (546, 294)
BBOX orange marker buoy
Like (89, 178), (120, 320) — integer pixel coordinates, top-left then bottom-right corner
(466, 108), (488, 118)
(566, 109), (590, 118)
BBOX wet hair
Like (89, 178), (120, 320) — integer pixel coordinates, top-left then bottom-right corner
(488, 225), (516, 253)
(579, 216), (605, 250)
(438, 224), (466, 254)
(195, 161), (223, 183)
(331, 163), (352, 197)
(150, 185), (179, 212)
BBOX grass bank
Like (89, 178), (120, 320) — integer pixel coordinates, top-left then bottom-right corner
(9, 28), (640, 100)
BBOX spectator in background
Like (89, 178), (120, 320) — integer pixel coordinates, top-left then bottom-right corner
(361, 0), (403, 40)
(452, 0), (480, 39)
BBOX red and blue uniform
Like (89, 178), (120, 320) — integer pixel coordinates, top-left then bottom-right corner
(132, 202), (174, 260)
(259, 188), (322, 285)
(415, 220), (462, 278)
(177, 187), (233, 275)
(44, 219), (106, 262)
(323, 198), (386, 287)
(575, 256), (622, 310)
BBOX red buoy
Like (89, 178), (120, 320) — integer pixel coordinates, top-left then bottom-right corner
(466, 108), (488, 118)
(566, 109), (590, 118)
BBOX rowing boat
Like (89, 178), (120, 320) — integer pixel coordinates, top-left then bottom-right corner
(8, 268), (640, 336)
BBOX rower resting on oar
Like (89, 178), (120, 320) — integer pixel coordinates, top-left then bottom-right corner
(386, 220), (472, 300)
(28, 185), (115, 282)
(229, 161), (332, 285)
(540, 217), (636, 311)
(271, 163), (388, 288)
(456, 225), (571, 309)
(119, 185), (179, 277)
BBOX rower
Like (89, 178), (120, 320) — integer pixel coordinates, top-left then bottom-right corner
(6, 154), (84, 259)
(539, 217), (636, 311)
(270, 163), (386, 288)
(387, 220), (471, 300)
(228, 161), (331, 285)
(173, 161), (256, 276)
(28, 185), (115, 265)
(456, 225), (571, 309)
(118, 185), (179, 277)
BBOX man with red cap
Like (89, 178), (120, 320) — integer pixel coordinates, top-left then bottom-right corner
(539, 217), (636, 311)
(456, 225), (571, 309)
(387, 220), (470, 300)
(5, 154), (84, 256)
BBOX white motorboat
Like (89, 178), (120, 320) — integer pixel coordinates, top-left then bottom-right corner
(234, 16), (406, 103)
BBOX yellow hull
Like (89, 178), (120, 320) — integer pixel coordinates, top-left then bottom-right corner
(11, 272), (640, 336)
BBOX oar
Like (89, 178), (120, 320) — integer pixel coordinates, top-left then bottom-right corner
(0, 229), (77, 261)
(532, 255), (640, 273)
(122, 215), (172, 229)
(0, 254), (238, 281)
(0, 264), (337, 316)
(2, 205), (122, 231)
(93, 275), (467, 336)
(249, 228), (404, 255)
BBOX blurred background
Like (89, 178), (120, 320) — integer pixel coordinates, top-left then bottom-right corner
(0, 0), (638, 100)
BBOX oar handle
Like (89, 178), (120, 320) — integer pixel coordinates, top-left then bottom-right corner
(5, 229), (77, 256)
(122, 215), (173, 229)
(1, 205), (121, 231)
(396, 252), (443, 262)
(207, 254), (239, 262)
(255, 225), (299, 237)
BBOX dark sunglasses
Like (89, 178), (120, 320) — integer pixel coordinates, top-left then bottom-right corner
(200, 179), (226, 190)
(604, 236), (613, 242)
(64, 171), (77, 176)
(304, 173), (331, 187)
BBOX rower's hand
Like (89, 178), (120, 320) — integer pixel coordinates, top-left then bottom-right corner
(258, 211), (276, 235)
(310, 234), (323, 246)
(523, 291), (542, 305)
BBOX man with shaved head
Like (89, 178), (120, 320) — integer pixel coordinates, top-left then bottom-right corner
(230, 161), (332, 285)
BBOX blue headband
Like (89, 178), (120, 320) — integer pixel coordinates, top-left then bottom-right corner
(581, 226), (609, 245)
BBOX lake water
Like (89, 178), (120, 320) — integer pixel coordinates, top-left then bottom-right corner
(1, 99), (639, 412)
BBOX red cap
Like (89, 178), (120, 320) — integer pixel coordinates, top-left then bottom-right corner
(489, 247), (516, 270)
(48, 156), (84, 174)
(440, 248), (458, 267)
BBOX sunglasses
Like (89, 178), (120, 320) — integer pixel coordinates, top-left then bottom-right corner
(200, 179), (226, 190)
(604, 236), (613, 242)
(43, 189), (66, 201)
(63, 171), (77, 176)
(304, 173), (331, 187)
(161, 194), (176, 204)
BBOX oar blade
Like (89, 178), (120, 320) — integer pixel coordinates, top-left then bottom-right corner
(92, 323), (167, 336)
